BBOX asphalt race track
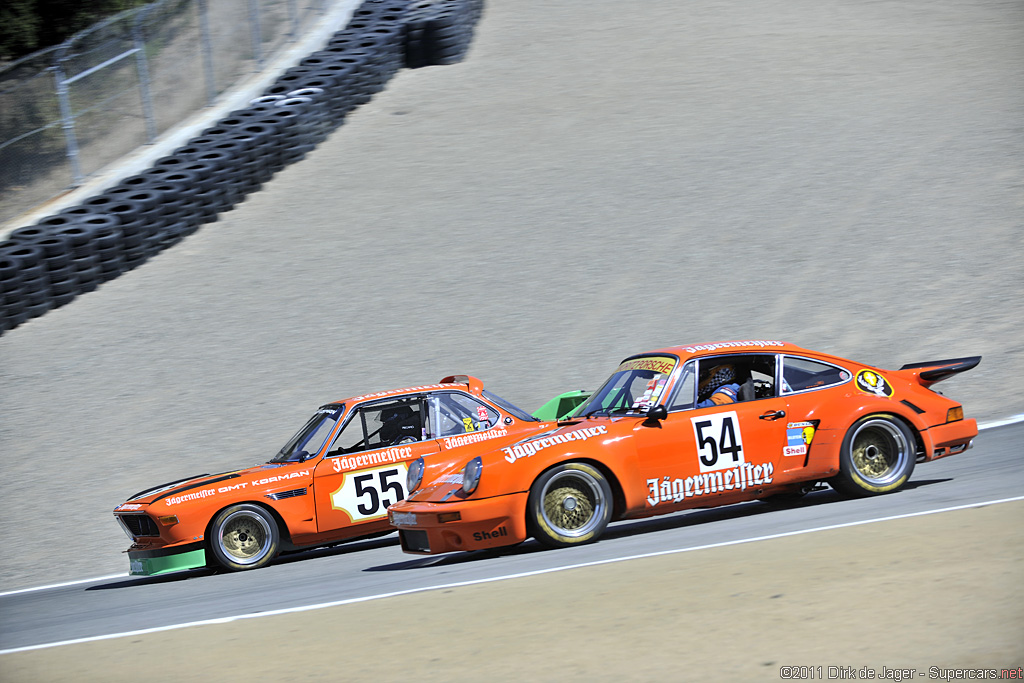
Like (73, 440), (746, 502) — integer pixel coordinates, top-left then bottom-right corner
(1, 0), (1022, 679)
(2, 423), (1022, 671)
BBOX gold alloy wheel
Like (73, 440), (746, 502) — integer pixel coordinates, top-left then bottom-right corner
(539, 470), (606, 538)
(850, 419), (910, 486)
(219, 510), (272, 564)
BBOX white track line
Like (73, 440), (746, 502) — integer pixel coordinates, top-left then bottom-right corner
(978, 413), (1024, 430)
(2, 495), (1023, 656)
(2, 414), (1022, 601)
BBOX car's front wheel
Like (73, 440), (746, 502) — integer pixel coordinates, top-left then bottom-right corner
(527, 462), (612, 548)
(209, 503), (280, 571)
(831, 414), (916, 496)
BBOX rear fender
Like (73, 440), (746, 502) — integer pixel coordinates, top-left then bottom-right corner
(834, 402), (929, 461)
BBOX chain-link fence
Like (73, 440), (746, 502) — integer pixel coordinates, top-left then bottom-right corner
(0, 0), (331, 226)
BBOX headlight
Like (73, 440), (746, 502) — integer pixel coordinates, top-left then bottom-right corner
(462, 456), (482, 494)
(407, 457), (425, 493)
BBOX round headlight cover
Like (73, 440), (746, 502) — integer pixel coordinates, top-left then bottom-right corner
(407, 457), (425, 493)
(462, 456), (483, 494)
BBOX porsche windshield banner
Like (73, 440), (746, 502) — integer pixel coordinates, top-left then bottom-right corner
(616, 356), (677, 375)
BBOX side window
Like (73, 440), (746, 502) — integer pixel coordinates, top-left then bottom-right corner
(432, 393), (499, 438)
(667, 362), (696, 412)
(328, 398), (426, 455)
(782, 356), (850, 393)
(695, 354), (777, 407)
(741, 355), (777, 400)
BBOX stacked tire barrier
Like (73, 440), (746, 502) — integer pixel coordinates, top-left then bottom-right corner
(0, 0), (483, 337)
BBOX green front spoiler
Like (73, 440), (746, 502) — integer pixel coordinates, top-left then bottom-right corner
(128, 545), (207, 576)
(532, 390), (592, 421)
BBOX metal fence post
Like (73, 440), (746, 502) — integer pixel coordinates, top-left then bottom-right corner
(247, 0), (264, 70)
(288, 0), (299, 41)
(132, 6), (158, 142)
(197, 0), (217, 105)
(51, 57), (83, 186)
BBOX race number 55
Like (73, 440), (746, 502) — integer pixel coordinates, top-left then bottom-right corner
(691, 411), (745, 473)
(331, 463), (409, 522)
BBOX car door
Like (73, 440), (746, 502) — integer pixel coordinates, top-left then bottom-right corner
(776, 354), (854, 475)
(636, 355), (790, 511)
(312, 396), (440, 532)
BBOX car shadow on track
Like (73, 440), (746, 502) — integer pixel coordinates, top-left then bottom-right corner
(87, 534), (403, 590)
(365, 478), (953, 572)
(87, 569), (217, 590)
(271, 533), (400, 567)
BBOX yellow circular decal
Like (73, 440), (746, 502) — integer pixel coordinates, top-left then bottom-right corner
(855, 369), (894, 397)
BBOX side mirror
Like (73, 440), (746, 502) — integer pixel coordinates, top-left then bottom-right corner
(644, 405), (667, 423)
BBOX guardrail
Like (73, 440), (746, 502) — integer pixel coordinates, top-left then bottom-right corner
(0, 0), (484, 336)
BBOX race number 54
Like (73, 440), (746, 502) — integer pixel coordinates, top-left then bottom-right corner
(331, 463), (409, 522)
(691, 411), (745, 473)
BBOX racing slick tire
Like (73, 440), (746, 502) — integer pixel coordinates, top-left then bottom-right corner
(830, 414), (916, 497)
(527, 462), (613, 548)
(209, 503), (280, 571)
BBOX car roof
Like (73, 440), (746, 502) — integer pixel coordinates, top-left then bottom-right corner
(329, 376), (484, 406)
(628, 340), (816, 363)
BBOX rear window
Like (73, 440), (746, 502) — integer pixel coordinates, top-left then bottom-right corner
(782, 356), (850, 393)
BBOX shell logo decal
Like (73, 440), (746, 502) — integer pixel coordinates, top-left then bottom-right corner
(855, 369), (893, 398)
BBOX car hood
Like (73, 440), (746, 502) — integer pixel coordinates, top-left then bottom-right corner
(115, 462), (311, 509)
(406, 420), (620, 503)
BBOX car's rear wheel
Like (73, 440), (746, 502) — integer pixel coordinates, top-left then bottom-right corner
(209, 503), (280, 571)
(831, 415), (916, 496)
(527, 462), (612, 548)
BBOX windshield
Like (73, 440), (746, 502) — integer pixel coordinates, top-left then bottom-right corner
(481, 390), (538, 422)
(572, 356), (678, 417)
(270, 404), (344, 463)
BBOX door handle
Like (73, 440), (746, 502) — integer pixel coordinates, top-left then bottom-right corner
(759, 410), (786, 421)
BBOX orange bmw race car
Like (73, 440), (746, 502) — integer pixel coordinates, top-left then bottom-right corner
(388, 341), (980, 555)
(113, 376), (553, 575)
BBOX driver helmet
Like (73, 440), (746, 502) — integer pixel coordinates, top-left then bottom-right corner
(381, 405), (413, 424)
(380, 405), (417, 443)
(698, 364), (736, 401)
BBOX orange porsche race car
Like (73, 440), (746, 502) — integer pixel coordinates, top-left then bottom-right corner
(113, 376), (553, 575)
(388, 341), (980, 555)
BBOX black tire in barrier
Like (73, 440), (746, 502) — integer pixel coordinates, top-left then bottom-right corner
(30, 214), (80, 232)
(243, 123), (287, 174)
(111, 188), (162, 214)
(147, 181), (199, 229)
(73, 265), (101, 292)
(178, 158), (231, 214)
(222, 131), (271, 184)
(23, 301), (52, 319)
(275, 95), (327, 146)
(156, 167), (214, 195)
(256, 109), (310, 163)
(193, 149), (241, 209)
(2, 254), (27, 285)
(81, 193), (126, 216)
(0, 254), (27, 332)
(36, 236), (74, 271)
(9, 226), (51, 243)
(56, 226), (97, 258)
(1, 242), (44, 269)
(49, 272), (78, 296)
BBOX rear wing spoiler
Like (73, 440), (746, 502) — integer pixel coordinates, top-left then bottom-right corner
(439, 374), (485, 396)
(896, 356), (981, 387)
(533, 390), (592, 421)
